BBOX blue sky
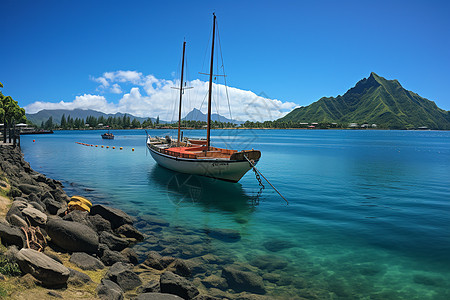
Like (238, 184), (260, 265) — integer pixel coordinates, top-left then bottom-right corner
(1, 0), (449, 120)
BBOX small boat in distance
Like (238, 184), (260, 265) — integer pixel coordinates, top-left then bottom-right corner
(101, 127), (114, 139)
(147, 13), (261, 183)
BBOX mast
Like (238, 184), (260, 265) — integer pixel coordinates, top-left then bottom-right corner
(177, 41), (186, 146)
(206, 13), (216, 150)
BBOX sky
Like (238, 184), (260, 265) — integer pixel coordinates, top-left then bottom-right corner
(1, 0), (449, 121)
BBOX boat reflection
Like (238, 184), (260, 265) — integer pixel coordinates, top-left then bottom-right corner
(148, 165), (260, 213)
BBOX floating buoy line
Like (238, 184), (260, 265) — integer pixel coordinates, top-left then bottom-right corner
(75, 142), (133, 151)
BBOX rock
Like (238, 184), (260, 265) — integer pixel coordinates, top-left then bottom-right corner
(221, 266), (265, 294)
(43, 197), (67, 215)
(137, 280), (160, 293)
(22, 206), (47, 226)
(29, 201), (46, 213)
(17, 273), (38, 288)
(0, 222), (25, 248)
(116, 224), (144, 241)
(15, 248), (70, 287)
(99, 231), (129, 252)
(203, 228), (241, 242)
(139, 215), (170, 227)
(63, 210), (92, 227)
(6, 200), (27, 222)
(170, 259), (192, 278)
(101, 249), (128, 266)
(192, 295), (221, 300)
(249, 254), (288, 272)
(88, 214), (112, 233)
(121, 248), (139, 265)
(262, 239), (295, 252)
(47, 291), (63, 298)
(68, 268), (93, 286)
(201, 275), (227, 290)
(18, 183), (43, 195)
(46, 218), (99, 253)
(137, 293), (183, 300)
(96, 278), (124, 300)
(90, 205), (133, 229)
(143, 251), (174, 270)
(105, 262), (142, 291)
(69, 252), (105, 270)
(8, 214), (28, 228)
(160, 271), (199, 300)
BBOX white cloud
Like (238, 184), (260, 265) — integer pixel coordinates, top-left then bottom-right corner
(26, 71), (299, 121)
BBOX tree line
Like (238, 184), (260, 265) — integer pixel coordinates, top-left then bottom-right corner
(0, 82), (27, 142)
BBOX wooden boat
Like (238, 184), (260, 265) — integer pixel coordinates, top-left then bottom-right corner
(147, 14), (261, 183)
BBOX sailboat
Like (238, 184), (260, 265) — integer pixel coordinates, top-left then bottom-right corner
(147, 13), (261, 183)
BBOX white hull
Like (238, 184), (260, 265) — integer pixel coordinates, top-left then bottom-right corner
(147, 144), (257, 182)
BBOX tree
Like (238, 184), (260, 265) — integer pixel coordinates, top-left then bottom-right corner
(156, 115), (160, 125)
(0, 83), (26, 142)
(44, 116), (53, 130)
(60, 114), (67, 129)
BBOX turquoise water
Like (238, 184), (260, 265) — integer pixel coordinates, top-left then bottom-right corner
(21, 129), (450, 299)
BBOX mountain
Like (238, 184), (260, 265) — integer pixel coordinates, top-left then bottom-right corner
(26, 109), (157, 126)
(278, 72), (450, 129)
(183, 108), (243, 124)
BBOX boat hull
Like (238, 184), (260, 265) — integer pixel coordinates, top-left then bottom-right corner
(148, 145), (257, 183)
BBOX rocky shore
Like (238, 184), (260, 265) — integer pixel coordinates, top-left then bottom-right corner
(0, 145), (277, 300)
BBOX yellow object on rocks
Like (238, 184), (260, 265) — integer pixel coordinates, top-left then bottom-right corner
(68, 196), (92, 212)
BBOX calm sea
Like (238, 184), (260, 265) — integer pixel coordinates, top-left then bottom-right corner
(21, 129), (450, 299)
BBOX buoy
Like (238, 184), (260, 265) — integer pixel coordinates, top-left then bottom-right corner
(120, 147), (123, 150)
(95, 145), (98, 147)
(33, 140), (35, 142)
(113, 147), (115, 149)
(101, 145), (104, 148)
(132, 148), (135, 151)
(106, 146), (109, 149)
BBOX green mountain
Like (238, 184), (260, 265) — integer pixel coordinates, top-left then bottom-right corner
(278, 72), (450, 129)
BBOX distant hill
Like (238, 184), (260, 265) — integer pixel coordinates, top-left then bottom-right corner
(183, 108), (243, 124)
(26, 109), (157, 126)
(278, 72), (450, 129)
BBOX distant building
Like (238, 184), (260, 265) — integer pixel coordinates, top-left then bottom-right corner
(371, 124), (377, 128)
(349, 123), (358, 128)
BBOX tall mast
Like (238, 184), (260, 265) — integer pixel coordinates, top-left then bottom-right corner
(177, 41), (186, 146)
(206, 13), (216, 150)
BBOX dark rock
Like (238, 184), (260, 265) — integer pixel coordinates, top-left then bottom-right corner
(201, 275), (227, 290)
(121, 248), (139, 265)
(8, 214), (28, 228)
(137, 293), (183, 300)
(101, 249), (128, 266)
(137, 279), (160, 293)
(203, 228), (241, 242)
(0, 222), (25, 248)
(43, 197), (67, 215)
(170, 259), (192, 278)
(18, 183), (43, 195)
(221, 266), (265, 294)
(262, 239), (295, 252)
(28, 201), (46, 213)
(116, 224), (144, 241)
(8, 185), (22, 197)
(192, 296), (221, 300)
(88, 214), (112, 233)
(15, 248), (70, 287)
(6, 200), (27, 222)
(69, 252), (105, 270)
(105, 262), (142, 291)
(50, 188), (70, 204)
(43, 251), (63, 264)
(46, 218), (99, 253)
(99, 231), (129, 252)
(160, 271), (199, 300)
(249, 254), (288, 272)
(21, 206), (47, 226)
(90, 204), (133, 229)
(47, 291), (63, 298)
(96, 278), (124, 300)
(63, 210), (92, 227)
(140, 215), (170, 227)
(143, 251), (174, 270)
(68, 268), (93, 286)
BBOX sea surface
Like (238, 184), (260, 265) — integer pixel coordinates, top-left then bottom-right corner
(21, 129), (450, 299)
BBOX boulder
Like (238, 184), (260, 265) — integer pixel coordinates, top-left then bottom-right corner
(116, 224), (144, 241)
(221, 266), (265, 294)
(203, 228), (241, 242)
(160, 271), (199, 300)
(140, 215), (170, 227)
(88, 214), (112, 233)
(143, 251), (174, 270)
(90, 205), (133, 229)
(43, 197), (67, 215)
(99, 231), (129, 252)
(15, 248), (70, 287)
(6, 200), (27, 222)
(121, 248), (139, 265)
(29, 201), (46, 213)
(96, 278), (124, 300)
(68, 268), (93, 286)
(22, 206), (47, 226)
(201, 274), (227, 290)
(46, 218), (99, 253)
(18, 184), (43, 195)
(101, 249), (128, 266)
(105, 262), (142, 291)
(69, 252), (105, 270)
(0, 222), (25, 248)
(137, 279), (160, 293)
(63, 210), (92, 227)
(170, 259), (192, 278)
(137, 293), (183, 300)
(8, 214), (28, 228)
